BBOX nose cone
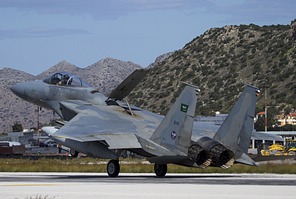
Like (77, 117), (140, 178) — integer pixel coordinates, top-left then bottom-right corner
(10, 83), (25, 98)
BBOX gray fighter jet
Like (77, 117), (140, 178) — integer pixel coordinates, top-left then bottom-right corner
(11, 70), (260, 177)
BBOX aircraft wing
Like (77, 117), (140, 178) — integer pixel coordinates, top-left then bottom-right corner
(108, 69), (149, 100)
(52, 101), (144, 149)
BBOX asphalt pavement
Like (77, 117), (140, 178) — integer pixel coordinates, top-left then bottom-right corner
(0, 172), (296, 199)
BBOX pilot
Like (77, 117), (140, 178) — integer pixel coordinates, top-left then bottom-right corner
(59, 74), (70, 85)
(50, 74), (62, 84)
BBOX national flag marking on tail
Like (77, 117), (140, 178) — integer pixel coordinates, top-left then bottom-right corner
(181, 104), (188, 113)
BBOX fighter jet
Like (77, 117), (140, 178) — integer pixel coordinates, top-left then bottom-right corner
(11, 70), (260, 177)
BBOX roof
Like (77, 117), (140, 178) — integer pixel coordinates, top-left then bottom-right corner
(257, 131), (296, 136)
(257, 111), (265, 115)
(252, 132), (284, 141)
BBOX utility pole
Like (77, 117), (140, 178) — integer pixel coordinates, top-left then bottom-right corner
(36, 105), (40, 146)
(264, 88), (268, 132)
(37, 106), (40, 130)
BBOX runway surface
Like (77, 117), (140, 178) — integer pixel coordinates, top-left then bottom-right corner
(1, 172), (296, 199)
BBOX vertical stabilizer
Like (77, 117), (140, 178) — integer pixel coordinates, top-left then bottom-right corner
(150, 85), (199, 155)
(213, 85), (260, 155)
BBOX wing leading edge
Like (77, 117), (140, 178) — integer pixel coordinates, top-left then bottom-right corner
(108, 69), (149, 101)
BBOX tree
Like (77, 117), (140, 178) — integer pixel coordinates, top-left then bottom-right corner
(280, 124), (296, 131)
(11, 121), (23, 132)
(254, 116), (265, 131)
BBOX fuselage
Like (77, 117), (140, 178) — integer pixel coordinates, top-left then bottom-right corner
(10, 74), (218, 142)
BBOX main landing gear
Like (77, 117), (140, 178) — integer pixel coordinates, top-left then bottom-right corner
(154, 163), (167, 177)
(70, 149), (78, 158)
(106, 160), (168, 177)
(107, 159), (120, 177)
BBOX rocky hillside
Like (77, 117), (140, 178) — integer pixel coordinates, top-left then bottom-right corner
(129, 20), (296, 116)
(0, 58), (140, 133)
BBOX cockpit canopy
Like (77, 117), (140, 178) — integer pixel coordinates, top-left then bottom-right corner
(43, 72), (91, 88)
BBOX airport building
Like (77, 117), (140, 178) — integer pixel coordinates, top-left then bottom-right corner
(196, 113), (296, 150)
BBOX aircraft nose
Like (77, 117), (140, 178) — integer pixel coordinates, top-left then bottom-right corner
(10, 83), (25, 97)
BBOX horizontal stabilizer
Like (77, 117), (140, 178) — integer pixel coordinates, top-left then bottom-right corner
(236, 153), (258, 166)
(108, 69), (149, 100)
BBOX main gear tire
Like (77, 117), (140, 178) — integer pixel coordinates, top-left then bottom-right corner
(107, 159), (120, 177)
(154, 163), (167, 177)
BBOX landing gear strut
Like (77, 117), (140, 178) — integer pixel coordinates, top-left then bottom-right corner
(154, 163), (167, 177)
(70, 149), (78, 158)
(107, 159), (120, 177)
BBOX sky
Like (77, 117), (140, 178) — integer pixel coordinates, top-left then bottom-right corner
(0, 0), (295, 75)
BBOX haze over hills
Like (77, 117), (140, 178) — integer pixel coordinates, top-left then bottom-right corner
(129, 20), (296, 117)
(0, 58), (141, 133)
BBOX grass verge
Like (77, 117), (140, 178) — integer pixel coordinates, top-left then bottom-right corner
(0, 157), (296, 174)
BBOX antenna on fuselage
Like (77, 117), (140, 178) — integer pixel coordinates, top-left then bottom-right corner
(124, 99), (134, 116)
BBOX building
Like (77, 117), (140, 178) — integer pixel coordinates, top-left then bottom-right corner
(276, 112), (296, 126)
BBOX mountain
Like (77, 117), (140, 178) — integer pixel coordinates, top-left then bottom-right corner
(79, 58), (142, 94)
(147, 52), (174, 68)
(0, 68), (36, 133)
(0, 58), (141, 133)
(129, 20), (296, 116)
(36, 60), (81, 80)
(2, 20), (296, 132)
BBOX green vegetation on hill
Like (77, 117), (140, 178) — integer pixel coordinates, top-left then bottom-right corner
(129, 20), (296, 117)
